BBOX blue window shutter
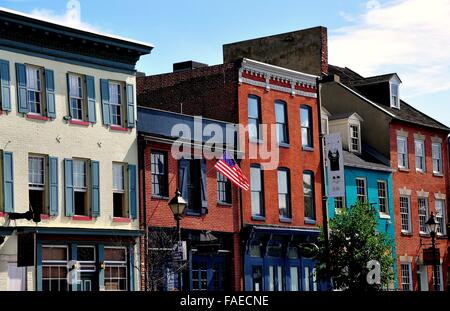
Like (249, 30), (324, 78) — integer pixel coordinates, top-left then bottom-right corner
(64, 159), (74, 217)
(45, 69), (56, 118)
(49, 157), (58, 216)
(91, 160), (100, 217)
(66, 73), (73, 119)
(200, 159), (208, 214)
(86, 76), (96, 123)
(0, 60), (11, 111)
(126, 84), (135, 128)
(3, 151), (14, 213)
(15, 63), (28, 113)
(128, 164), (137, 219)
(100, 79), (110, 125)
(178, 159), (189, 205)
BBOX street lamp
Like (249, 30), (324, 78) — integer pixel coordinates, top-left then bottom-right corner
(426, 212), (439, 291)
(168, 189), (187, 291)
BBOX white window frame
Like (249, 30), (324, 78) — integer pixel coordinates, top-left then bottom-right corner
(401, 262), (412, 291)
(400, 196), (412, 234)
(377, 180), (389, 216)
(397, 136), (408, 169)
(109, 81), (124, 126)
(334, 196), (345, 211)
(68, 73), (85, 121)
(113, 163), (125, 194)
(28, 156), (45, 191)
(418, 197), (429, 234)
(435, 199), (447, 236)
(356, 177), (367, 204)
(432, 264), (444, 291)
(73, 159), (87, 193)
(26, 65), (44, 115)
(104, 246), (128, 292)
(349, 124), (361, 153)
(390, 82), (400, 109)
(414, 139), (426, 172)
(432, 143), (442, 174)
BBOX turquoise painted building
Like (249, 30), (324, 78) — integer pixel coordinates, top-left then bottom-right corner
(323, 111), (398, 289)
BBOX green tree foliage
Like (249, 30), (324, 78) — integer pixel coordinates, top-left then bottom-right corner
(316, 202), (394, 291)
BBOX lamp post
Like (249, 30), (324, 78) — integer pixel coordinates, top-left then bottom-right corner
(426, 212), (439, 291)
(168, 189), (187, 291)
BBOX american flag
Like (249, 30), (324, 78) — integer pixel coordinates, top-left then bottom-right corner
(214, 151), (250, 191)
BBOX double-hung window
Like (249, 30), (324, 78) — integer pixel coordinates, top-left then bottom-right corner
(250, 165), (264, 218)
(248, 95), (261, 142)
(277, 168), (291, 219)
(109, 82), (124, 126)
(377, 180), (389, 215)
(300, 106), (313, 148)
(68, 74), (84, 121)
(418, 197), (429, 234)
(113, 163), (127, 218)
(275, 100), (288, 145)
(151, 151), (168, 197)
(356, 178), (367, 204)
(397, 136), (408, 169)
(415, 139), (425, 172)
(435, 199), (446, 236)
(28, 156), (46, 214)
(217, 172), (231, 204)
(73, 159), (88, 216)
(400, 196), (412, 234)
(390, 83), (400, 108)
(334, 197), (345, 211)
(401, 262), (412, 291)
(432, 143), (442, 174)
(303, 171), (315, 222)
(104, 247), (128, 291)
(26, 66), (43, 115)
(42, 246), (68, 292)
(349, 124), (360, 153)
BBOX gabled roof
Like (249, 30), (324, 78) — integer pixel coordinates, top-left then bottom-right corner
(328, 65), (450, 132)
(329, 112), (363, 122)
(351, 73), (402, 86)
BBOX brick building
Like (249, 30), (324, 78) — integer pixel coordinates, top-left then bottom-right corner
(321, 67), (449, 291)
(137, 107), (242, 291)
(138, 58), (327, 291)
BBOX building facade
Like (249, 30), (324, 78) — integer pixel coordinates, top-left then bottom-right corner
(322, 67), (449, 291)
(137, 107), (242, 291)
(325, 112), (398, 289)
(138, 58), (327, 291)
(0, 9), (152, 291)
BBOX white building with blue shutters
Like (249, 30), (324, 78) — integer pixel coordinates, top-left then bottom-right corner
(0, 8), (152, 291)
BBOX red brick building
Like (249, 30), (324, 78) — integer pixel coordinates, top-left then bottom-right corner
(138, 58), (327, 291)
(137, 107), (242, 291)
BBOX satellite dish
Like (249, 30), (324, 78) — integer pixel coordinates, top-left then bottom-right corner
(298, 243), (319, 259)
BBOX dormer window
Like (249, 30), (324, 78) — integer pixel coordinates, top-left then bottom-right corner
(390, 82), (400, 109)
(349, 124), (361, 153)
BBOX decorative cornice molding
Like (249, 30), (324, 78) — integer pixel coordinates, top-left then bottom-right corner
(416, 189), (429, 198)
(413, 133), (425, 140)
(431, 136), (443, 144)
(434, 192), (446, 200)
(396, 128), (408, 137)
(399, 187), (412, 196)
(239, 58), (318, 98)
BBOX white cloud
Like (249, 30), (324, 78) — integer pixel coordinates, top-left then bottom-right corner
(29, 0), (98, 33)
(330, 0), (450, 98)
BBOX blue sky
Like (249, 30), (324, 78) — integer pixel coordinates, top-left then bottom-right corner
(2, 0), (449, 127)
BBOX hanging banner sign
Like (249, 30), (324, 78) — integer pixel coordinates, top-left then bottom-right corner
(325, 133), (345, 198)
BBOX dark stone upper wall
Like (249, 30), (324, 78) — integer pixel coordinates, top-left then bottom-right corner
(223, 26), (328, 76)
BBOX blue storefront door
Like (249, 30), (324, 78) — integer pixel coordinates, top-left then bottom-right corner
(190, 255), (227, 291)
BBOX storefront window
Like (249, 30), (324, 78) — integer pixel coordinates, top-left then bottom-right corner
(269, 265), (283, 291)
(252, 266), (263, 291)
(290, 266), (300, 291)
(42, 245), (68, 292)
(104, 247), (128, 291)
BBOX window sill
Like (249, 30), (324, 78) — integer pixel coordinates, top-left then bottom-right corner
(73, 215), (93, 221)
(249, 138), (264, 145)
(415, 169), (426, 174)
(110, 125), (129, 132)
(251, 215), (265, 222)
(26, 113), (49, 121)
(379, 213), (391, 220)
(0, 212), (5, 218)
(113, 217), (131, 223)
(40, 214), (51, 220)
(302, 146), (314, 152)
(398, 167), (410, 172)
(278, 142), (290, 149)
(279, 217), (292, 223)
(217, 202), (233, 207)
(152, 195), (169, 201)
(436, 234), (447, 239)
(432, 173), (444, 178)
(401, 231), (413, 236)
(185, 211), (202, 217)
(69, 119), (90, 127)
(304, 219), (317, 225)
(419, 232), (430, 237)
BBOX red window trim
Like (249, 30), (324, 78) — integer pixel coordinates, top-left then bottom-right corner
(73, 215), (93, 221)
(113, 217), (131, 223)
(40, 214), (50, 220)
(27, 113), (49, 121)
(110, 125), (129, 132)
(69, 119), (90, 127)
(0, 212), (5, 218)
(0, 110), (3, 115)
